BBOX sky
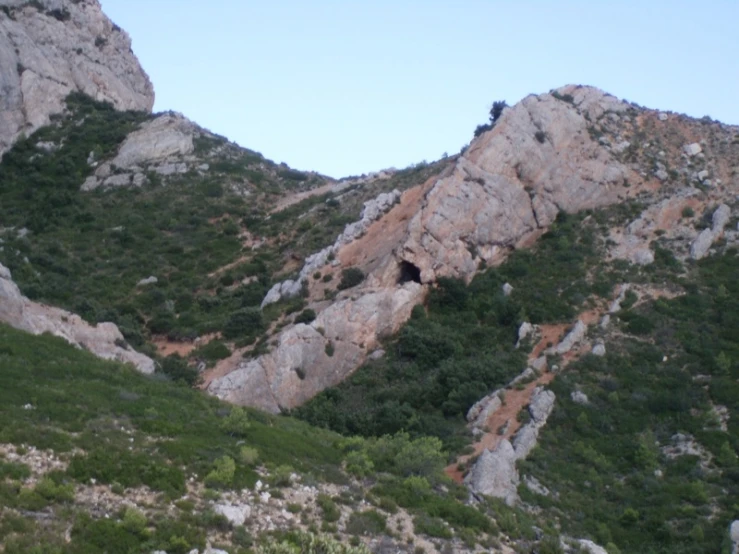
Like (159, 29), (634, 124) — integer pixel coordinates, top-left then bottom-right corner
(99, 1), (739, 179)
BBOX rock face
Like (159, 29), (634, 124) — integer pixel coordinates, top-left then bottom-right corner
(0, 0), (154, 156)
(261, 189), (402, 308)
(213, 85), (648, 412)
(690, 204), (731, 259)
(81, 113), (199, 190)
(465, 439), (519, 505)
(0, 263), (155, 373)
(467, 387), (556, 504)
(378, 85), (636, 285)
(209, 283), (425, 412)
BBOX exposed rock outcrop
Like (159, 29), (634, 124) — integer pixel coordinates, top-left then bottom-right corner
(261, 189), (402, 308)
(81, 113), (199, 190)
(212, 86), (647, 411)
(690, 204), (731, 260)
(465, 439), (519, 505)
(0, 262), (155, 373)
(209, 283), (425, 412)
(0, 0), (154, 156)
(467, 387), (556, 504)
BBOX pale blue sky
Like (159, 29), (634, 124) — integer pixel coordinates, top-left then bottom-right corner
(100, 1), (738, 178)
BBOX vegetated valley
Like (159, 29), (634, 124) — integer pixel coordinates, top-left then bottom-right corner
(1, 2), (739, 553)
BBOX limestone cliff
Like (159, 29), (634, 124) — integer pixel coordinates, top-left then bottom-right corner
(207, 86), (648, 412)
(0, 0), (154, 156)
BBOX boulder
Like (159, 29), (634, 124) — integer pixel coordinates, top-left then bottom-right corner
(214, 503), (251, 526)
(465, 439), (519, 505)
(683, 143), (702, 156)
(592, 343), (606, 357)
(712, 203), (731, 233)
(528, 387), (556, 424)
(690, 228), (714, 260)
(577, 540), (609, 554)
(571, 391), (590, 405)
(502, 283), (514, 296)
(730, 520), (739, 554)
(552, 320), (587, 355)
(136, 276), (158, 287)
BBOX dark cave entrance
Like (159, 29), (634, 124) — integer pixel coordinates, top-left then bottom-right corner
(398, 261), (422, 284)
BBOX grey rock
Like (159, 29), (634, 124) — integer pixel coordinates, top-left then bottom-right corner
(502, 283), (514, 296)
(523, 474), (550, 497)
(631, 248), (654, 266)
(0, 0), (154, 156)
(210, 283), (426, 412)
(684, 143), (702, 156)
(467, 391), (502, 428)
(368, 349), (386, 361)
(529, 387), (556, 424)
(658, 112), (669, 121)
(612, 140), (631, 154)
(0, 262), (155, 373)
(531, 356), (547, 371)
(571, 390), (590, 405)
(654, 169), (669, 181)
(465, 439), (519, 505)
(552, 320), (587, 355)
(697, 170), (710, 182)
(592, 343), (606, 357)
(690, 228), (714, 260)
(730, 520), (739, 554)
(137, 276), (158, 287)
(577, 540), (609, 554)
(214, 503), (251, 526)
(600, 314), (611, 329)
(713, 203), (731, 233)
(516, 321), (534, 347)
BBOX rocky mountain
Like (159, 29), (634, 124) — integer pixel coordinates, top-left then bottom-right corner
(1, 2), (739, 553)
(0, 0), (154, 155)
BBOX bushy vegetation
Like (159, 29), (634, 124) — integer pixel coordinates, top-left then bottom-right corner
(297, 211), (611, 450)
(520, 251), (739, 553)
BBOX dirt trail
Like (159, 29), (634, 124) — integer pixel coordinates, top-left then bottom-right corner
(271, 182), (336, 213)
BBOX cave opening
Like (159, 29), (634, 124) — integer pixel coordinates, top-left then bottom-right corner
(398, 261), (422, 284)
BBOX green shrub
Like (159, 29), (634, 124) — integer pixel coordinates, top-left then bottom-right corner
(239, 446), (259, 466)
(193, 340), (231, 362)
(295, 309), (317, 324)
(346, 510), (387, 536)
(317, 493), (340, 522)
(337, 267), (365, 290)
(223, 308), (265, 339)
(413, 514), (453, 539)
(204, 456), (236, 488)
(220, 407), (251, 437)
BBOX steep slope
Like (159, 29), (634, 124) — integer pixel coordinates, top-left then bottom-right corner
(0, 0), (154, 155)
(210, 85), (712, 413)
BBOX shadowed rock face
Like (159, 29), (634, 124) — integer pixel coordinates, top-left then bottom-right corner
(209, 86), (646, 413)
(0, 0), (154, 155)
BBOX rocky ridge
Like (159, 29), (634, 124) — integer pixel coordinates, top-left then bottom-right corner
(0, 0), (154, 156)
(208, 85), (676, 412)
(0, 262), (155, 373)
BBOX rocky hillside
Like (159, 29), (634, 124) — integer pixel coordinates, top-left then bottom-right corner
(0, 0), (154, 155)
(1, 1), (739, 552)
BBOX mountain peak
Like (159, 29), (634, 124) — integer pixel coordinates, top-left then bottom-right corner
(0, 0), (154, 155)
